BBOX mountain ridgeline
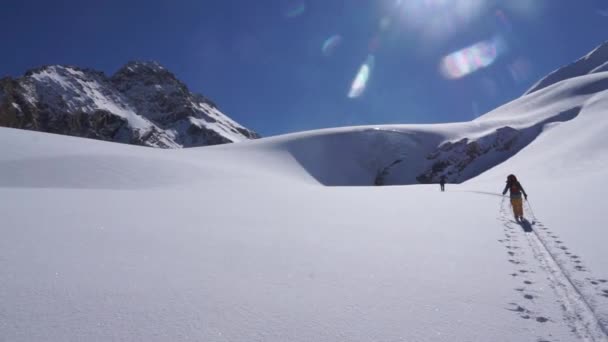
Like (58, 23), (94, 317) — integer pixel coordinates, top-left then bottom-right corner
(0, 61), (259, 148)
(2, 41), (608, 186)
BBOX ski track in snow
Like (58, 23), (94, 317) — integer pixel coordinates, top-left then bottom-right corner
(498, 198), (608, 341)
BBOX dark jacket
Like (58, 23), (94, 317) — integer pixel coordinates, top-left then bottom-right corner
(503, 180), (527, 199)
(439, 177), (446, 185)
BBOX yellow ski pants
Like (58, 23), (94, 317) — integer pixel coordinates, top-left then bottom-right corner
(511, 198), (524, 218)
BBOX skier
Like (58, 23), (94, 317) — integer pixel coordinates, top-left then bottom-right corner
(502, 174), (528, 221)
(439, 175), (446, 192)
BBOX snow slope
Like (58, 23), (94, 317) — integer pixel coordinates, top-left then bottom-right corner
(2, 51), (608, 341)
(526, 41), (608, 94)
(3, 128), (604, 342)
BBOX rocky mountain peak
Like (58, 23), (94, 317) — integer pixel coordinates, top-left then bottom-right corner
(0, 61), (259, 148)
(112, 61), (183, 88)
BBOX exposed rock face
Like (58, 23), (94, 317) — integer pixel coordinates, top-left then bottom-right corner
(417, 127), (521, 184)
(0, 62), (259, 148)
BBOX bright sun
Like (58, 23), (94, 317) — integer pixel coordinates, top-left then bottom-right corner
(395, 0), (488, 38)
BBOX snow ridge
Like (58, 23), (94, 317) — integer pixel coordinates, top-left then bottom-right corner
(526, 41), (608, 95)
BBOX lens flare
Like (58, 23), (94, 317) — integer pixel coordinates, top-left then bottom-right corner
(495, 9), (513, 31)
(284, 1), (306, 18)
(508, 58), (532, 83)
(322, 35), (343, 56)
(472, 101), (480, 118)
(440, 37), (507, 79)
(348, 55), (375, 99)
(379, 17), (392, 31)
(368, 35), (381, 53)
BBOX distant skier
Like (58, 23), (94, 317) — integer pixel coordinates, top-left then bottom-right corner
(502, 174), (528, 221)
(439, 176), (446, 192)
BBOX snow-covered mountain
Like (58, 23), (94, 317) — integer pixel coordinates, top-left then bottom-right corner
(2, 43), (608, 341)
(526, 40), (608, 94)
(0, 61), (259, 148)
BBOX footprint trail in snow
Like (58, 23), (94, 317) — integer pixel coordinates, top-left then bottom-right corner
(498, 198), (608, 342)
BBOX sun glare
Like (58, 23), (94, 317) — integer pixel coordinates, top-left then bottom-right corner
(395, 0), (488, 38)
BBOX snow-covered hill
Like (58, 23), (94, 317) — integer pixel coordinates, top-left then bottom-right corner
(223, 70), (596, 187)
(526, 40), (608, 94)
(2, 44), (608, 341)
(0, 62), (259, 148)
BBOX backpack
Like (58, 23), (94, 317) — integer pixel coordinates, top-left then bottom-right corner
(510, 181), (521, 194)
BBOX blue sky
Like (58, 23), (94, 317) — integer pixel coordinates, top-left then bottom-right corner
(2, 0), (608, 136)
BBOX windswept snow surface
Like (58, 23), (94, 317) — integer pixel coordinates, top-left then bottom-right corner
(2, 69), (608, 341)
